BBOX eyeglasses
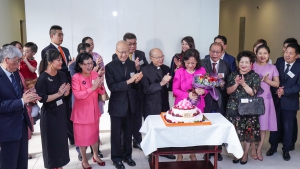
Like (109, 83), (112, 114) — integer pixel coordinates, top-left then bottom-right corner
(151, 55), (164, 60)
(81, 62), (94, 66)
(128, 43), (137, 47)
(116, 49), (129, 55)
(210, 50), (222, 54)
(9, 58), (22, 63)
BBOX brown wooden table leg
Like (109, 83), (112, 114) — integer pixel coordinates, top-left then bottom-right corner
(155, 154), (159, 169)
(214, 146), (218, 169)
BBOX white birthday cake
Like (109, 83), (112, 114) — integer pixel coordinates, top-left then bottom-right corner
(165, 99), (203, 123)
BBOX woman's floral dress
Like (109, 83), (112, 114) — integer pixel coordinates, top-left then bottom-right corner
(226, 70), (261, 142)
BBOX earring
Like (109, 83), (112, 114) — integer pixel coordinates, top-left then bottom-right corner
(50, 64), (53, 70)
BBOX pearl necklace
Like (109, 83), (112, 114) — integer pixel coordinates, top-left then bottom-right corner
(186, 69), (195, 74)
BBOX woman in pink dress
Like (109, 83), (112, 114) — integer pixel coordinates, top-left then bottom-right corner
(172, 49), (208, 161)
(71, 52), (106, 169)
(252, 45), (279, 161)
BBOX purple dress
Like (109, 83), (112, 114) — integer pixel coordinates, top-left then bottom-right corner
(253, 62), (279, 131)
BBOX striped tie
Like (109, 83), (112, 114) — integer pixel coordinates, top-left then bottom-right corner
(10, 74), (19, 96)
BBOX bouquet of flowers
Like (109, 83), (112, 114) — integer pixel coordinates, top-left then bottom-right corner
(188, 73), (225, 105)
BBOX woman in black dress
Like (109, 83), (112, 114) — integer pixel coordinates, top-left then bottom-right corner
(35, 49), (71, 168)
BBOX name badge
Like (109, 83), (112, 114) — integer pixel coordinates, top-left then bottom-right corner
(56, 99), (63, 106)
(92, 80), (95, 84)
(139, 60), (144, 65)
(287, 71), (295, 78)
(241, 99), (249, 103)
(218, 73), (224, 78)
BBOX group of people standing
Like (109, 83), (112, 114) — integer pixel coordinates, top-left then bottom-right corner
(0, 23), (300, 169)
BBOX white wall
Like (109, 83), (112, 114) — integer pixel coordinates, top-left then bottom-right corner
(25, 0), (219, 130)
(0, 0), (25, 45)
(220, 0), (300, 61)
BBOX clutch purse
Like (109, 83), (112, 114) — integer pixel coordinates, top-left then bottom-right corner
(99, 91), (109, 102)
(238, 88), (265, 116)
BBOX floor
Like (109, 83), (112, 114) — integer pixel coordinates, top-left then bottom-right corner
(28, 115), (300, 169)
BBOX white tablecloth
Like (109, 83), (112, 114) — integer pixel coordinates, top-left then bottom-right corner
(140, 113), (243, 158)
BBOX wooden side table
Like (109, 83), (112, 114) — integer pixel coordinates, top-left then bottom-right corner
(149, 146), (221, 169)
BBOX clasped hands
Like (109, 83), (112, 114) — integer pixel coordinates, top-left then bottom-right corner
(92, 76), (104, 91)
(22, 89), (41, 104)
(277, 86), (284, 98)
(160, 73), (172, 86)
(189, 88), (205, 101)
(127, 72), (143, 84)
(235, 75), (247, 87)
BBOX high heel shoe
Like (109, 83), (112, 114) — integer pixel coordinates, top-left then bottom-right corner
(232, 158), (240, 164)
(82, 163), (92, 169)
(93, 157), (106, 166)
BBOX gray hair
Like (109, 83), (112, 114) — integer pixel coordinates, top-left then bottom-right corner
(0, 45), (22, 63)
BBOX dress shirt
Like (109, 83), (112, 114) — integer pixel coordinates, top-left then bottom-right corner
(51, 42), (68, 65)
(209, 58), (220, 73)
(0, 65), (24, 106)
(285, 61), (295, 71)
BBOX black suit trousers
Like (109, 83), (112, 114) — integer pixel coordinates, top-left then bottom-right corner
(132, 98), (142, 144)
(0, 120), (28, 169)
(269, 109), (297, 151)
(110, 111), (134, 163)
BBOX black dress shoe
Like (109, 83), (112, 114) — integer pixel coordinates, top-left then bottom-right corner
(113, 161), (125, 169)
(78, 154), (82, 161)
(203, 153), (211, 160)
(240, 160), (247, 165)
(133, 142), (142, 150)
(290, 144), (295, 151)
(217, 153), (223, 161)
(123, 158), (136, 166)
(160, 155), (176, 159)
(266, 148), (277, 156)
(232, 158), (240, 164)
(283, 151), (291, 161)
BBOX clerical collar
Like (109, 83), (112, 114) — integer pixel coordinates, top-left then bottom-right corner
(151, 62), (161, 69)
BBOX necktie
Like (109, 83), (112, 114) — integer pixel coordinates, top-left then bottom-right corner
(58, 46), (67, 64)
(284, 64), (290, 79)
(10, 74), (19, 96)
(212, 63), (217, 74)
(129, 54), (133, 61)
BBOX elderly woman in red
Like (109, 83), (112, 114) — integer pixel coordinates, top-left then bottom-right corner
(71, 52), (106, 169)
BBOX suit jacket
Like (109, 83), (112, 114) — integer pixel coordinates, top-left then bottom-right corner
(140, 63), (171, 116)
(201, 58), (231, 114)
(275, 61), (300, 110)
(105, 59), (138, 117)
(0, 68), (32, 142)
(41, 43), (71, 78)
(71, 71), (105, 123)
(112, 50), (148, 101)
(205, 52), (236, 72)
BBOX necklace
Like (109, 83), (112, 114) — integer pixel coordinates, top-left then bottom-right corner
(186, 69), (195, 74)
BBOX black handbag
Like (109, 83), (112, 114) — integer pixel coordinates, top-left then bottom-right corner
(238, 88), (265, 116)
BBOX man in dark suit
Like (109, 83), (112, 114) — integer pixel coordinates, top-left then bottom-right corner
(141, 48), (171, 118)
(271, 38), (299, 151)
(112, 33), (148, 151)
(106, 41), (143, 169)
(0, 45), (40, 169)
(140, 48), (176, 160)
(41, 25), (75, 145)
(205, 35), (236, 72)
(202, 42), (231, 161)
(267, 43), (300, 161)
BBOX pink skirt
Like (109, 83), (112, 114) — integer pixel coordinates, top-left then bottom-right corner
(74, 121), (99, 146)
